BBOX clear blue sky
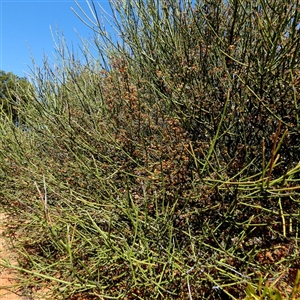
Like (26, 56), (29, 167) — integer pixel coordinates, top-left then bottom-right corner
(0, 0), (112, 78)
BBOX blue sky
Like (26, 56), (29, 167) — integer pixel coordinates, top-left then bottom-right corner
(0, 0), (112, 78)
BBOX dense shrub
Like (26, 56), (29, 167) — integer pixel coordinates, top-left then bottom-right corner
(0, 0), (300, 299)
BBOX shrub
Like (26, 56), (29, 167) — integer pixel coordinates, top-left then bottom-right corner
(0, 0), (300, 299)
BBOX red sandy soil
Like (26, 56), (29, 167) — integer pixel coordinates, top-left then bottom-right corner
(0, 213), (26, 300)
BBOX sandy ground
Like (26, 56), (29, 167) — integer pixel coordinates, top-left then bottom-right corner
(0, 213), (26, 300)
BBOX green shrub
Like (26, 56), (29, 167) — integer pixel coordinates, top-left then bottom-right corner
(0, 0), (300, 299)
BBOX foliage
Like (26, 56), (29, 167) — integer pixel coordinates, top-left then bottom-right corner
(245, 270), (300, 300)
(0, 0), (300, 299)
(0, 70), (34, 125)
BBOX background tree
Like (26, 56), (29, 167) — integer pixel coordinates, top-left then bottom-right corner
(0, 70), (33, 125)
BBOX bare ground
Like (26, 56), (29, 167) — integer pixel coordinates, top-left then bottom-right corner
(0, 213), (29, 300)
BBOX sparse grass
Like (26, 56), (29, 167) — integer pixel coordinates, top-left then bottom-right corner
(1, 0), (300, 299)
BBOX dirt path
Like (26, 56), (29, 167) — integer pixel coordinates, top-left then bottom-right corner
(0, 213), (25, 300)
